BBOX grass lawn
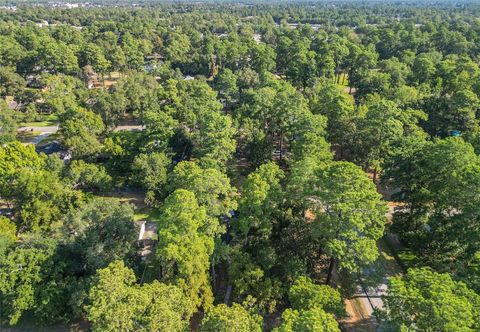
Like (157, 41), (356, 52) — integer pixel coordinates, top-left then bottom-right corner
(96, 191), (162, 223)
(16, 130), (41, 142)
(37, 132), (60, 145)
(133, 206), (162, 223)
(378, 239), (404, 276)
(20, 114), (58, 127)
(382, 234), (421, 272)
(396, 249), (421, 269)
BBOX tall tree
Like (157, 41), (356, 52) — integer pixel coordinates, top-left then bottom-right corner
(309, 162), (386, 284)
(384, 138), (480, 270)
(155, 189), (214, 313)
(381, 268), (480, 332)
(273, 307), (340, 332)
(87, 260), (191, 332)
(58, 106), (105, 158)
(200, 303), (263, 332)
(308, 81), (356, 157)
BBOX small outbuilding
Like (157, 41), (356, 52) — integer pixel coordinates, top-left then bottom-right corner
(135, 220), (158, 258)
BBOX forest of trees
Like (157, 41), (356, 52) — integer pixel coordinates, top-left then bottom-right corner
(1, 1), (480, 331)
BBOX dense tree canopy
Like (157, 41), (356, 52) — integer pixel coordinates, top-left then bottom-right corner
(381, 268), (480, 331)
(2, 1), (480, 330)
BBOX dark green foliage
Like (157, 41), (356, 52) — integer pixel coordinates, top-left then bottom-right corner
(2, 2), (480, 329)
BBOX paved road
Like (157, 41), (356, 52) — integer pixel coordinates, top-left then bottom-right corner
(19, 126), (59, 134)
(359, 204), (396, 313)
(344, 204), (399, 330)
(18, 124), (144, 145)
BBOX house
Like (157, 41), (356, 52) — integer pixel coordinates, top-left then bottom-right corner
(35, 141), (71, 162)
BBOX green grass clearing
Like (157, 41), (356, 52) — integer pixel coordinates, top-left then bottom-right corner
(16, 130), (41, 142)
(134, 206), (162, 223)
(396, 249), (421, 269)
(37, 132), (60, 145)
(20, 114), (58, 127)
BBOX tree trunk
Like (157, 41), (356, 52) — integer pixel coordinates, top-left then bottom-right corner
(211, 258), (216, 294)
(224, 284), (232, 304)
(373, 167), (377, 184)
(279, 134), (284, 161)
(326, 257), (335, 285)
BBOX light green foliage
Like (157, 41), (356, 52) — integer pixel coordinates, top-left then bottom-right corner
(165, 31), (191, 64)
(65, 160), (112, 192)
(0, 142), (80, 232)
(215, 68), (239, 107)
(288, 276), (345, 316)
(0, 238), (57, 325)
(382, 268), (480, 331)
(4, 5), (480, 330)
(142, 107), (178, 152)
(102, 131), (144, 174)
(169, 79), (236, 167)
(385, 138), (480, 267)
(156, 189), (214, 313)
(311, 162), (386, 274)
(114, 72), (160, 119)
(411, 54), (437, 84)
(131, 152), (170, 195)
(200, 303), (263, 332)
(239, 78), (310, 165)
(0, 100), (21, 144)
(290, 112), (332, 163)
(41, 74), (86, 114)
(79, 43), (110, 75)
(228, 162), (285, 313)
(285, 35), (317, 88)
(227, 248), (283, 314)
(0, 35), (25, 68)
(44, 154), (65, 175)
(308, 81), (356, 154)
(194, 110), (236, 168)
(121, 32), (153, 70)
(354, 96), (405, 173)
(0, 217), (17, 254)
(236, 162), (284, 237)
(168, 79), (222, 126)
(379, 57), (411, 86)
(167, 161), (237, 227)
(12, 170), (73, 232)
(59, 106), (105, 158)
(36, 37), (79, 75)
(0, 142), (45, 197)
(87, 260), (190, 332)
(274, 307), (340, 332)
